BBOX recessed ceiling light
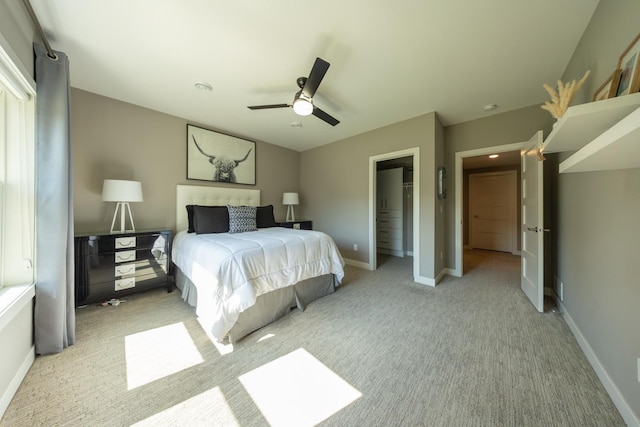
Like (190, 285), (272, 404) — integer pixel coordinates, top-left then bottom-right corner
(290, 122), (303, 128)
(482, 104), (498, 112)
(194, 82), (212, 92)
(489, 154), (499, 159)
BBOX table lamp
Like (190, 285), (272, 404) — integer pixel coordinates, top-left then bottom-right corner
(282, 192), (299, 222)
(102, 179), (143, 233)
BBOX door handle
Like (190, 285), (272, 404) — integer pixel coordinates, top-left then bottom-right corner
(526, 226), (551, 233)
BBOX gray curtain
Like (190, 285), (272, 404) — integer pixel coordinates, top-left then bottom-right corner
(34, 43), (75, 354)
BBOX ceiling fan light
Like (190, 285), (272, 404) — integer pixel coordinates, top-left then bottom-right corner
(293, 93), (313, 116)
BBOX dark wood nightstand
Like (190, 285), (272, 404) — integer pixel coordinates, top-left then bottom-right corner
(74, 229), (173, 306)
(276, 220), (312, 230)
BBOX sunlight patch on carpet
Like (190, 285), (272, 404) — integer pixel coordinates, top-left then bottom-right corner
(130, 386), (239, 426)
(125, 322), (203, 390)
(239, 348), (362, 426)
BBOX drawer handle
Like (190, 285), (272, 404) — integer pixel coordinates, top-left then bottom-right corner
(379, 230), (388, 234)
(116, 239), (135, 247)
(117, 266), (135, 275)
(117, 253), (135, 261)
(116, 280), (134, 289)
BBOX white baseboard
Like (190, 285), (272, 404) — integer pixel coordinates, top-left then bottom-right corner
(0, 345), (34, 419)
(414, 275), (436, 287)
(343, 258), (372, 270)
(558, 299), (640, 427)
(435, 268), (454, 285)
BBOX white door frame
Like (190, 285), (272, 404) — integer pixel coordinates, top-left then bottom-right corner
(452, 142), (524, 277)
(369, 147), (420, 281)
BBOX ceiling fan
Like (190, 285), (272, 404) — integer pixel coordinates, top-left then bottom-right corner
(247, 57), (340, 126)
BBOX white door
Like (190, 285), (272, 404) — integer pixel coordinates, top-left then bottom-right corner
(469, 171), (516, 253)
(521, 131), (544, 312)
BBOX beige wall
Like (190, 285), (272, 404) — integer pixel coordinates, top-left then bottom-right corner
(71, 89), (300, 234)
(0, 1), (34, 78)
(555, 0), (640, 420)
(300, 112), (441, 280)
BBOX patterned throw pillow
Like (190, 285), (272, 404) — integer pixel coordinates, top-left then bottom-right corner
(227, 205), (257, 233)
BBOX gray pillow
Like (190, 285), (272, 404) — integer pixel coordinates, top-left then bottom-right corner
(227, 205), (257, 233)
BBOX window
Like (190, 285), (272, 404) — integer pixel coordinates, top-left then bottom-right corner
(0, 35), (36, 289)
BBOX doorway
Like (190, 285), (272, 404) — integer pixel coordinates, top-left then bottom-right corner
(453, 142), (524, 277)
(369, 148), (420, 281)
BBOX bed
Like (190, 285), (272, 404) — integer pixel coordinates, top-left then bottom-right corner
(171, 185), (345, 343)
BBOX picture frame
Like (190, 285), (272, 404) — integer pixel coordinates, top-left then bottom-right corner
(186, 124), (256, 185)
(592, 69), (622, 101)
(615, 32), (640, 97)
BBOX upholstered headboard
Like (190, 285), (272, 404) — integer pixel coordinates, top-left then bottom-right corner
(176, 185), (260, 232)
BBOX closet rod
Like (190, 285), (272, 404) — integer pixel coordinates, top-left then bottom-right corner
(22, 0), (57, 59)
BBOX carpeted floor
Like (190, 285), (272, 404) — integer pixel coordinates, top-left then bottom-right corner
(1, 250), (625, 426)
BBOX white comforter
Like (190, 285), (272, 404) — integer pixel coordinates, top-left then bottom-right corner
(171, 227), (345, 340)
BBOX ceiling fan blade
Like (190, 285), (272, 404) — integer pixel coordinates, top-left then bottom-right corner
(247, 104), (290, 110)
(312, 106), (340, 126)
(301, 57), (330, 99)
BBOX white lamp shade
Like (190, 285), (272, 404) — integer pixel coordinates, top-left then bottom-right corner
(102, 179), (143, 202)
(282, 192), (299, 205)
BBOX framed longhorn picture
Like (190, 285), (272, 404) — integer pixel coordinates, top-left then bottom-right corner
(187, 124), (256, 185)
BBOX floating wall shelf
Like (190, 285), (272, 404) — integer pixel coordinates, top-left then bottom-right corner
(541, 92), (640, 173)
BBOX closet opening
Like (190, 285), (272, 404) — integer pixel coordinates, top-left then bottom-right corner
(369, 148), (420, 280)
(376, 157), (414, 265)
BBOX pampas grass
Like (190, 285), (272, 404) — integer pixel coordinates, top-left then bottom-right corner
(541, 70), (590, 119)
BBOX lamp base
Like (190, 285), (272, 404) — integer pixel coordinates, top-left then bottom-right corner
(286, 205), (296, 222)
(110, 202), (136, 234)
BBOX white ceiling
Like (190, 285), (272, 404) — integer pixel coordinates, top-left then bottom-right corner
(463, 151), (521, 170)
(28, 0), (599, 152)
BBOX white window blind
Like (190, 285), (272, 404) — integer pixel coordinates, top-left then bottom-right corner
(0, 36), (36, 289)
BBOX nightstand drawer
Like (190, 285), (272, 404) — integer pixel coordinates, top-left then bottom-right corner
(115, 262), (136, 277)
(86, 234), (165, 254)
(115, 250), (136, 263)
(115, 236), (136, 249)
(115, 277), (135, 291)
